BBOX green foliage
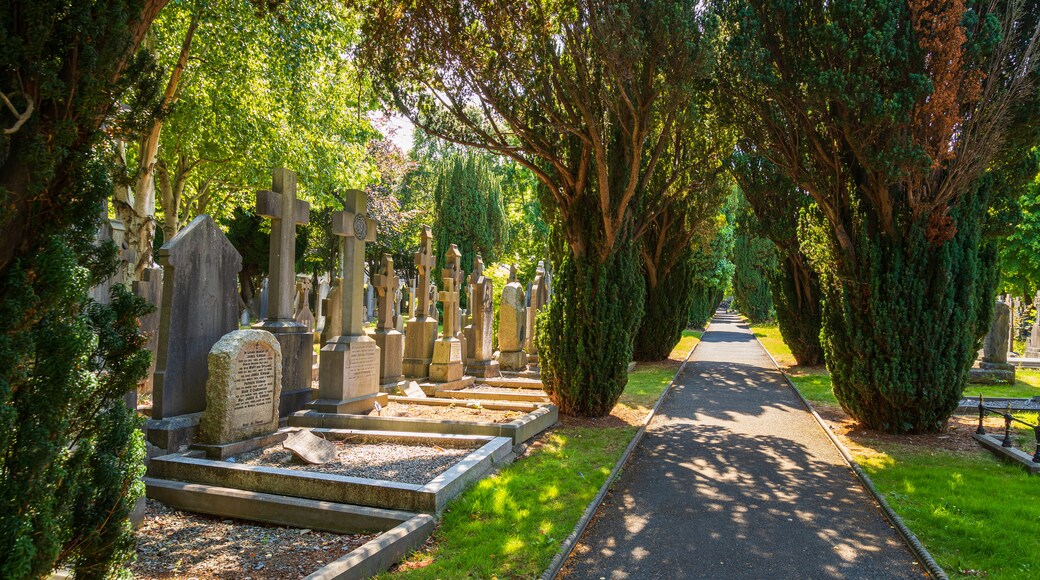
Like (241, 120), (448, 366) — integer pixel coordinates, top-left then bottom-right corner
(538, 241), (645, 416)
(730, 196), (775, 323)
(688, 214), (734, 328)
(999, 171), (1040, 298)
(634, 248), (697, 361)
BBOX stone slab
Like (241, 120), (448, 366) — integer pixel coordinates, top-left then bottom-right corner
(372, 329), (405, 384)
(417, 376), (475, 395)
(305, 514), (436, 580)
(973, 433), (1040, 474)
(144, 477), (413, 534)
(401, 381), (427, 398)
(310, 392), (390, 415)
(145, 412), (202, 452)
(190, 430), (289, 460)
(429, 338), (463, 382)
(402, 318), (438, 378)
(256, 321), (313, 416)
(283, 429), (338, 464)
(465, 359), (501, 379)
(497, 350), (528, 372)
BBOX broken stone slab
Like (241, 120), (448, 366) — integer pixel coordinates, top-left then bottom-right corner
(283, 430), (338, 464)
(401, 381), (427, 398)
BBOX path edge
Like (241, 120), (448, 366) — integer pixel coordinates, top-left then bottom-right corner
(540, 330), (705, 580)
(751, 330), (949, 580)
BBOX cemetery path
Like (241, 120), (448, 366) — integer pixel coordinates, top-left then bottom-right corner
(562, 312), (925, 580)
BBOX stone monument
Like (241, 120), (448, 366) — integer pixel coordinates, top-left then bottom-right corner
(197, 329), (282, 445)
(464, 255), (500, 378)
(429, 248), (465, 383)
(133, 266), (163, 397)
(403, 227), (439, 378)
(293, 274), (315, 331)
(373, 254), (405, 386)
(311, 189), (387, 413)
(498, 265), (528, 371)
(525, 260), (549, 369)
(970, 299), (1016, 385)
(320, 278), (343, 347)
(1027, 291), (1040, 358)
(255, 168), (313, 416)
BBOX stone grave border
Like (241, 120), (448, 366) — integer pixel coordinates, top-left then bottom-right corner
(304, 513), (436, 580)
(539, 332), (701, 580)
(148, 430), (514, 513)
(433, 387), (549, 404)
(750, 324), (948, 580)
(289, 401), (558, 445)
(972, 433), (1040, 475)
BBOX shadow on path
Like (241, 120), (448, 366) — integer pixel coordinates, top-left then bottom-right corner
(563, 312), (923, 580)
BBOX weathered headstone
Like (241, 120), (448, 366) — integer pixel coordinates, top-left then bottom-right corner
(197, 330), (282, 444)
(255, 168), (313, 417)
(498, 265), (528, 371)
(394, 281), (406, 333)
(373, 254), (405, 385)
(258, 278), (269, 319)
(403, 227), (439, 378)
(970, 300), (1016, 385)
(90, 202), (137, 305)
(312, 189), (387, 414)
(133, 267), (164, 397)
(366, 276), (376, 323)
(429, 250), (465, 383)
(1027, 291), (1040, 358)
(464, 255), (500, 378)
(283, 429), (337, 464)
(152, 215), (242, 420)
(525, 261), (549, 367)
(400, 380), (427, 398)
(293, 274), (315, 331)
(447, 245), (468, 359)
(320, 278), (343, 347)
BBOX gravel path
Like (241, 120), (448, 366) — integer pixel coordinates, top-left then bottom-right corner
(233, 441), (473, 484)
(381, 401), (526, 423)
(132, 500), (374, 579)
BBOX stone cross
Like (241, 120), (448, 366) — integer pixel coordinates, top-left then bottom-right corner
(373, 254), (400, 331)
(468, 254), (485, 287)
(440, 245), (462, 339)
(413, 226), (436, 320)
(331, 190), (377, 337)
(256, 168), (310, 321)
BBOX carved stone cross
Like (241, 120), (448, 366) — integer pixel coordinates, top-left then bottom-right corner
(256, 168), (310, 321)
(373, 254), (400, 331)
(440, 244), (462, 338)
(331, 189), (377, 337)
(413, 226), (435, 319)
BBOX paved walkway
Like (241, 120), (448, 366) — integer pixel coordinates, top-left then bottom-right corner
(564, 312), (923, 579)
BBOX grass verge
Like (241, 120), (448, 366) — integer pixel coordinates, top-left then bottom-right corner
(379, 330), (699, 578)
(752, 324), (1040, 579)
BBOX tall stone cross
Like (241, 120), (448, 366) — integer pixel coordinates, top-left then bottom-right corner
(373, 254), (400, 331)
(331, 189), (377, 337)
(468, 254), (485, 287)
(440, 244), (462, 338)
(256, 168), (310, 321)
(413, 226), (436, 320)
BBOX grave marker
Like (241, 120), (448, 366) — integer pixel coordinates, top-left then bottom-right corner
(373, 254), (405, 385)
(465, 255), (500, 377)
(197, 330), (282, 445)
(429, 246), (465, 382)
(498, 264), (529, 370)
(403, 227), (440, 378)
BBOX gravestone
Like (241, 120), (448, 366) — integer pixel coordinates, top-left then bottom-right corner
(320, 278), (343, 347)
(403, 227), (439, 378)
(447, 245), (468, 359)
(428, 283), (439, 319)
(312, 189), (387, 414)
(970, 300), (1016, 385)
(1027, 291), (1040, 358)
(366, 275), (376, 323)
(255, 168), (313, 416)
(293, 274), (315, 331)
(133, 267), (164, 397)
(464, 255), (500, 378)
(90, 202), (137, 305)
(315, 275), (330, 336)
(429, 250), (464, 383)
(525, 261), (549, 367)
(498, 265), (528, 370)
(283, 430), (337, 464)
(197, 330), (282, 445)
(152, 215), (242, 420)
(394, 281), (406, 333)
(373, 254), (405, 385)
(258, 278), (269, 319)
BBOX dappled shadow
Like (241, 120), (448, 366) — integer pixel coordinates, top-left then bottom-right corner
(563, 313), (922, 580)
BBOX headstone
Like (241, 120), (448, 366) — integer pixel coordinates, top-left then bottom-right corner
(197, 330), (282, 444)
(258, 278), (269, 319)
(90, 202), (137, 306)
(403, 227), (440, 378)
(401, 380), (427, 398)
(1027, 291), (1040, 358)
(293, 274), (315, 331)
(372, 254), (405, 385)
(315, 275), (330, 335)
(970, 300), (1016, 385)
(447, 245), (468, 358)
(366, 275), (376, 323)
(394, 282), (406, 333)
(429, 246), (465, 382)
(283, 430), (337, 464)
(525, 260), (550, 366)
(312, 189), (387, 414)
(320, 278), (343, 347)
(132, 267), (164, 397)
(498, 265), (529, 371)
(152, 215), (242, 419)
(255, 168), (313, 417)
(428, 283), (439, 319)
(464, 255), (500, 378)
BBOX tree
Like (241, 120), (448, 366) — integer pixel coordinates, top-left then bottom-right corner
(730, 193), (775, 323)
(0, 0), (168, 575)
(364, 0), (713, 416)
(730, 152), (823, 365)
(716, 0), (1040, 432)
(999, 160), (1040, 298)
(688, 213), (734, 328)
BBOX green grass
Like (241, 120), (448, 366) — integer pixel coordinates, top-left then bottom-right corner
(753, 327), (1040, 579)
(969, 368), (1040, 399)
(749, 323), (797, 367)
(858, 445), (1040, 579)
(379, 332), (700, 578)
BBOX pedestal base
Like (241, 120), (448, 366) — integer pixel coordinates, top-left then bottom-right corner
(498, 350), (528, 371)
(373, 329), (405, 384)
(308, 392), (389, 414)
(1027, 347), (1040, 358)
(969, 361), (1016, 385)
(403, 318), (438, 378)
(256, 320), (314, 416)
(466, 359), (501, 378)
(145, 412), (202, 453)
(429, 338), (464, 382)
(316, 334), (382, 413)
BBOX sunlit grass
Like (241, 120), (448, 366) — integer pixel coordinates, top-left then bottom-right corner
(749, 323), (835, 404)
(970, 368), (1040, 399)
(749, 322), (797, 367)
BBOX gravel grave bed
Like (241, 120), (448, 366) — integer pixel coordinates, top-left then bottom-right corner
(380, 401), (528, 423)
(232, 441), (474, 484)
(132, 500), (374, 579)
(464, 385), (547, 396)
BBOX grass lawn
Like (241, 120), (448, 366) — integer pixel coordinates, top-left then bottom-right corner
(379, 330), (700, 578)
(752, 324), (1040, 579)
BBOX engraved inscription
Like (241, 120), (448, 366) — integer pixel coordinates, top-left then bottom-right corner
(232, 342), (276, 430)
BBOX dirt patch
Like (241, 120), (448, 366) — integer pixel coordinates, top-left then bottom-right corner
(132, 500), (375, 579)
(380, 402), (527, 423)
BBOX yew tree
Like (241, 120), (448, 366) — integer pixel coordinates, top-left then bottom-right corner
(717, 0), (1040, 432)
(364, 0), (713, 415)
